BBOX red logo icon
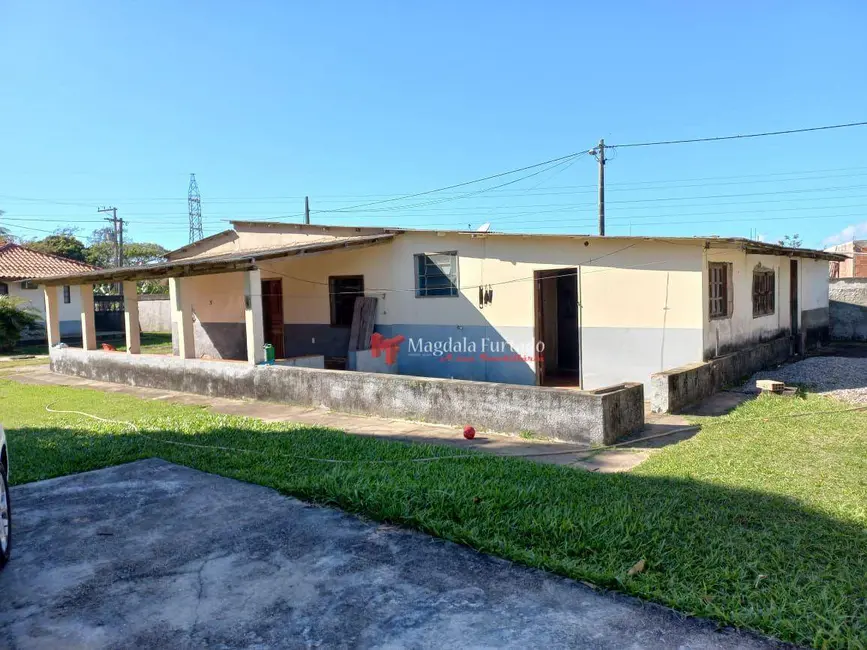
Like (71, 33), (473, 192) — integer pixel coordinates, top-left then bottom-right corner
(370, 333), (405, 365)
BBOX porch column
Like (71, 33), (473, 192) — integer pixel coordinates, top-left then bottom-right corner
(80, 284), (97, 350)
(122, 281), (140, 354)
(42, 285), (61, 347)
(244, 269), (265, 365)
(169, 277), (195, 359)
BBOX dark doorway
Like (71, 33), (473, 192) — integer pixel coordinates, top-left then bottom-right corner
(790, 259), (800, 352)
(261, 279), (285, 359)
(329, 276), (365, 327)
(534, 268), (579, 386)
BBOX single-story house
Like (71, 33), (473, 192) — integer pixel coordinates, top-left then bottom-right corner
(825, 240), (866, 278)
(0, 242), (97, 340)
(35, 221), (843, 391)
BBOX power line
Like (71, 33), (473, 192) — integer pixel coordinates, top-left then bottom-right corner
(309, 152), (582, 215)
(609, 120), (867, 149)
(7, 166), (867, 207)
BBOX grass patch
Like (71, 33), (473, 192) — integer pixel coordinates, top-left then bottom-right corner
(0, 358), (49, 371)
(2, 381), (865, 648)
(13, 332), (173, 356)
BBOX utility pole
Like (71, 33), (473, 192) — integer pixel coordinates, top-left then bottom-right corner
(98, 206), (123, 293)
(589, 139), (606, 236)
(304, 196), (311, 224)
(98, 206), (120, 265)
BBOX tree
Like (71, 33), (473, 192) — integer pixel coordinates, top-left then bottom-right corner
(778, 234), (802, 248)
(84, 227), (170, 294)
(27, 233), (87, 262)
(0, 296), (40, 352)
(84, 240), (168, 268)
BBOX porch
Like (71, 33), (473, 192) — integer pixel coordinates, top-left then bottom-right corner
(37, 234), (396, 367)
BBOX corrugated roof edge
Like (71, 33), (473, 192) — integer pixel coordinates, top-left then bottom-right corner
(226, 220), (846, 261)
(37, 233), (397, 286)
(165, 229), (238, 260)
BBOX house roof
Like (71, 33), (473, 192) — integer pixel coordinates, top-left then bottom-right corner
(37, 233), (397, 286)
(165, 229), (238, 260)
(0, 242), (98, 281)
(226, 220), (847, 262)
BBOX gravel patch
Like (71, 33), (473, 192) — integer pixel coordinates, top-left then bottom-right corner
(742, 356), (867, 404)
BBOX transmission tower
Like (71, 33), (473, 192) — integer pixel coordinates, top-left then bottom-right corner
(188, 173), (203, 243)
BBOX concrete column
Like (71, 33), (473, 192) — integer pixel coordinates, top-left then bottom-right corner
(169, 277), (195, 359)
(80, 284), (97, 350)
(122, 281), (140, 354)
(43, 285), (61, 347)
(244, 269), (265, 365)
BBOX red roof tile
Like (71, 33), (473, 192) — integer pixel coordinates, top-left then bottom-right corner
(0, 243), (99, 280)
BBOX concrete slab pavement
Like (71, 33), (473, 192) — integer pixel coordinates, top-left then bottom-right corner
(0, 460), (781, 649)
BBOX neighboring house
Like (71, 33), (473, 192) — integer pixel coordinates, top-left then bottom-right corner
(825, 240), (867, 278)
(0, 242), (97, 340)
(36, 222), (842, 390)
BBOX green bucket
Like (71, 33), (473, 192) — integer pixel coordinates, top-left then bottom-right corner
(263, 343), (275, 364)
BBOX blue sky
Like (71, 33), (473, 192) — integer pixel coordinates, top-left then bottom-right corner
(1, 1), (866, 251)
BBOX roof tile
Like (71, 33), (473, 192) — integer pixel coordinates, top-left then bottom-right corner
(0, 243), (99, 280)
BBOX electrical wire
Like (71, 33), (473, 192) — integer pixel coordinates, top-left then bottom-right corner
(608, 120), (867, 148)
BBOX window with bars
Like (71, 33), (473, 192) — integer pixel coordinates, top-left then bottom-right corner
(752, 267), (775, 317)
(63, 285), (71, 304)
(415, 252), (458, 298)
(708, 262), (731, 319)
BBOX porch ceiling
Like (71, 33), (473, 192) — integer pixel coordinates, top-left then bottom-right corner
(38, 233), (396, 286)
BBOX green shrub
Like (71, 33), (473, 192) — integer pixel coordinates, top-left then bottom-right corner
(0, 296), (40, 353)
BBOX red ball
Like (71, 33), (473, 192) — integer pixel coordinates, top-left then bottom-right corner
(463, 426), (476, 440)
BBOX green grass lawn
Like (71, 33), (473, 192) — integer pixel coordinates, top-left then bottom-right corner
(13, 332), (173, 356)
(2, 379), (865, 649)
(0, 358), (50, 371)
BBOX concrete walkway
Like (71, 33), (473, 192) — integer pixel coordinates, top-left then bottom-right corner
(4, 364), (696, 472)
(0, 459), (781, 649)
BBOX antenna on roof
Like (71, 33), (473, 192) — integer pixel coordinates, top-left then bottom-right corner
(476, 222), (491, 233)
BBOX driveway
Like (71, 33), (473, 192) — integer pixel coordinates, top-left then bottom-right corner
(0, 460), (780, 649)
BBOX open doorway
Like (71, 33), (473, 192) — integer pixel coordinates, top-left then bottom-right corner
(261, 278), (285, 359)
(790, 259), (800, 353)
(534, 268), (579, 386)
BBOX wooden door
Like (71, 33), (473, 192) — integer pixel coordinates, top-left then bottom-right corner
(261, 279), (285, 359)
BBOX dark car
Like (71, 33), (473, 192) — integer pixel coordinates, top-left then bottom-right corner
(1, 425), (9, 569)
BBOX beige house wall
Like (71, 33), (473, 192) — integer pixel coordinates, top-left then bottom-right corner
(167, 227), (832, 389)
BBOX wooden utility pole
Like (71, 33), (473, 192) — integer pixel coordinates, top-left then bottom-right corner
(593, 139), (606, 236)
(304, 196), (310, 224)
(98, 206), (123, 293)
(98, 206), (120, 265)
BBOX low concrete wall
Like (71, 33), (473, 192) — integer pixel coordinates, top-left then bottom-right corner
(650, 335), (791, 413)
(275, 355), (326, 369)
(829, 279), (867, 341)
(138, 296), (171, 333)
(348, 349), (399, 374)
(49, 347), (644, 445)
